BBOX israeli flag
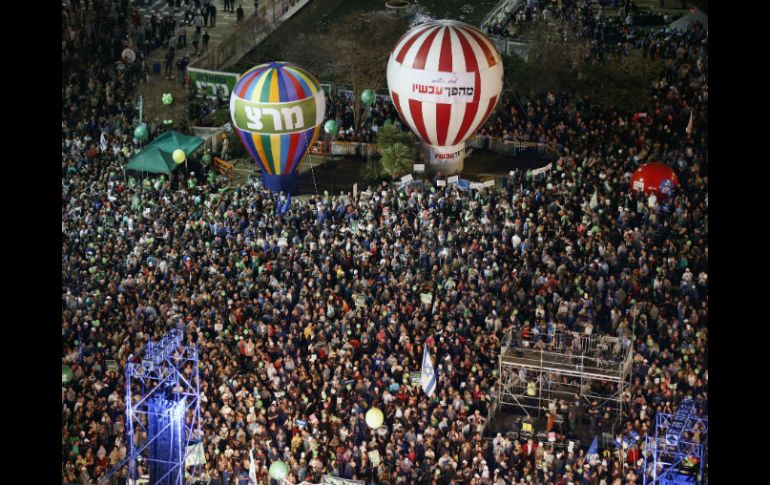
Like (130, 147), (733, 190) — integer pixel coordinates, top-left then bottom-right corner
(421, 343), (437, 397)
(100, 131), (109, 152)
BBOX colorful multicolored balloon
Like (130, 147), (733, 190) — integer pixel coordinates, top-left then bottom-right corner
(230, 62), (326, 193)
(387, 20), (504, 175)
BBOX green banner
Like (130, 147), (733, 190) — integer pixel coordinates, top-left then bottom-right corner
(320, 83), (333, 99)
(231, 96), (318, 135)
(187, 68), (240, 99)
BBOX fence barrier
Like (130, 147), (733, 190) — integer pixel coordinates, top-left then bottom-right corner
(213, 157), (234, 179)
(480, 0), (530, 58)
(190, 0), (311, 72)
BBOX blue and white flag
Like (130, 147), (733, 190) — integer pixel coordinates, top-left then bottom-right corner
(586, 435), (599, 464)
(281, 192), (292, 214)
(100, 131), (109, 152)
(421, 343), (437, 397)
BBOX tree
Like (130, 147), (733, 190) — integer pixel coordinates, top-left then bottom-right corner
(505, 20), (587, 97)
(502, 19), (662, 114)
(360, 158), (389, 185)
(279, 11), (410, 131)
(375, 123), (413, 148)
(379, 142), (416, 178)
(375, 123), (417, 178)
(578, 50), (664, 114)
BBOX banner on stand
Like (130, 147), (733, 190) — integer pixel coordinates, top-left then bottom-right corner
(322, 476), (365, 485)
(531, 163), (552, 176)
(187, 68), (239, 99)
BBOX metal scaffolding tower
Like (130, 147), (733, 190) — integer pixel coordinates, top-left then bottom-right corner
(101, 328), (202, 485)
(643, 398), (708, 484)
(487, 329), (633, 436)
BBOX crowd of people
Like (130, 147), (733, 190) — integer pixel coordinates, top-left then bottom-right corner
(485, 0), (678, 41)
(323, 92), (401, 145)
(62, 1), (707, 484)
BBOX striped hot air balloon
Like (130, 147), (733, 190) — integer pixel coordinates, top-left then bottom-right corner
(387, 20), (504, 175)
(230, 62), (326, 193)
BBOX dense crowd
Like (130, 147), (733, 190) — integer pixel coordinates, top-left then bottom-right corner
(62, 2), (707, 485)
(485, 0), (676, 41)
(324, 93), (402, 144)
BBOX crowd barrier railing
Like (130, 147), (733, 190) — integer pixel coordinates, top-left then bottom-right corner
(191, 0), (310, 71)
(480, 0), (530, 58)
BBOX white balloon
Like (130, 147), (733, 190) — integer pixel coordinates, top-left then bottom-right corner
(387, 20), (503, 175)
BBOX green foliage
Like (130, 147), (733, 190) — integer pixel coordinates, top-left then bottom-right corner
(226, 130), (247, 159)
(278, 11), (410, 130)
(504, 21), (583, 97)
(375, 124), (414, 148)
(503, 20), (664, 114)
(379, 142), (416, 178)
(578, 50), (664, 113)
(375, 124), (417, 178)
(360, 158), (389, 185)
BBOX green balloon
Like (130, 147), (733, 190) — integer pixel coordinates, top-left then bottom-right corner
(134, 124), (148, 141)
(62, 365), (73, 385)
(269, 461), (289, 480)
(324, 119), (339, 136)
(361, 89), (375, 105)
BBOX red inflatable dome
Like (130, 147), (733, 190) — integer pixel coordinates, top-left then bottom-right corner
(630, 162), (679, 198)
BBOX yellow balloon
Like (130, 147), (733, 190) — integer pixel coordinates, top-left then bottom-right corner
(173, 149), (186, 164)
(365, 407), (384, 429)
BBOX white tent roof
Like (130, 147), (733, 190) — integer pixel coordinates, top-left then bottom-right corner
(668, 8), (708, 32)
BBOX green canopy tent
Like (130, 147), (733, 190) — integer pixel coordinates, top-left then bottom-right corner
(125, 130), (204, 175)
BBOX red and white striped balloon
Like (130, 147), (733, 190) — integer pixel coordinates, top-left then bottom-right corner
(387, 19), (504, 174)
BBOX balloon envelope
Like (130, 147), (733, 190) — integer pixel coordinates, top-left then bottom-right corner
(134, 124), (148, 141)
(230, 62), (326, 194)
(361, 88), (375, 105)
(62, 365), (73, 385)
(173, 149), (186, 164)
(324, 119), (339, 136)
(387, 20), (503, 175)
(122, 48), (136, 63)
(366, 407), (384, 429)
(269, 461), (289, 480)
(630, 162), (679, 198)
